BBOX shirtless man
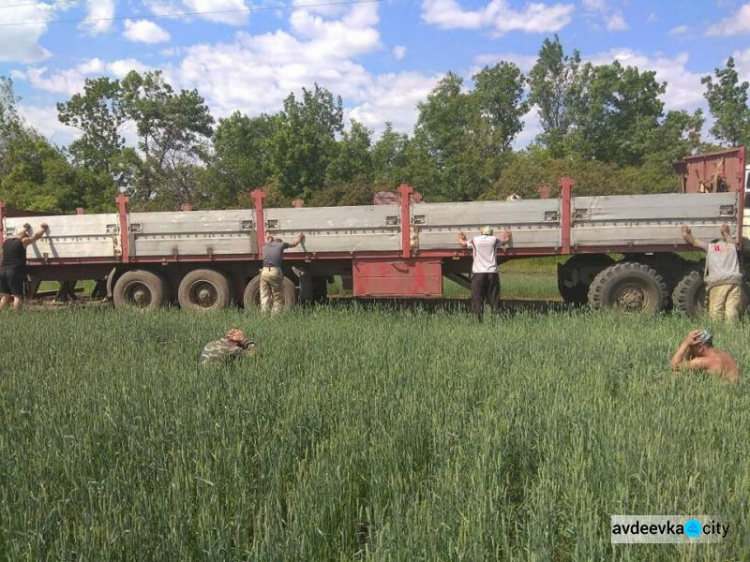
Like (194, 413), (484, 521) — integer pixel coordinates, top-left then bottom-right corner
(670, 329), (739, 383)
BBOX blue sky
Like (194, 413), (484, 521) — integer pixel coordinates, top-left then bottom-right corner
(1, 0), (749, 146)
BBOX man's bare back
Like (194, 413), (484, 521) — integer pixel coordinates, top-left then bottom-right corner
(670, 330), (740, 383)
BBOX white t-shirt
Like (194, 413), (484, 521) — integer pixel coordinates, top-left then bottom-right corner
(468, 235), (501, 273)
(705, 240), (743, 289)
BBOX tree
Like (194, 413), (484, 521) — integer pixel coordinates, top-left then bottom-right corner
(567, 61), (665, 167)
(528, 35), (581, 157)
(270, 84), (344, 198)
(702, 57), (750, 147)
(204, 111), (275, 208)
(326, 119), (373, 185)
(413, 65), (527, 201)
(120, 70), (214, 209)
(371, 122), (410, 186)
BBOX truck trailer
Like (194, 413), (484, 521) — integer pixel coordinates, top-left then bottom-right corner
(1, 147), (747, 315)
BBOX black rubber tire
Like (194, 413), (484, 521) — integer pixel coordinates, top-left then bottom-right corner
(112, 270), (169, 310)
(243, 275), (297, 311)
(587, 262), (668, 313)
(672, 269), (706, 318)
(177, 269), (233, 311)
(557, 254), (614, 305)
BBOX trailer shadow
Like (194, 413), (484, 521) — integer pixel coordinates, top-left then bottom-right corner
(322, 297), (572, 315)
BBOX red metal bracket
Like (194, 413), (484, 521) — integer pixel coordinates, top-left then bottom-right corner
(115, 193), (130, 263)
(560, 177), (574, 255)
(397, 183), (413, 259)
(75, 207), (85, 215)
(251, 189), (266, 258)
(292, 198), (304, 208)
(737, 146), (746, 249)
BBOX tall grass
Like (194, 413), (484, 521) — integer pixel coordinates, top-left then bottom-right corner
(0, 306), (747, 560)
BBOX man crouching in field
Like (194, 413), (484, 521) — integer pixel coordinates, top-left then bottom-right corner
(200, 328), (257, 366)
(670, 329), (739, 383)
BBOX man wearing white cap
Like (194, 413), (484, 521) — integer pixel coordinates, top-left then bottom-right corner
(670, 329), (739, 383)
(457, 225), (511, 321)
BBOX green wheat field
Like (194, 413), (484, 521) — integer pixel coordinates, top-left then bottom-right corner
(0, 271), (748, 560)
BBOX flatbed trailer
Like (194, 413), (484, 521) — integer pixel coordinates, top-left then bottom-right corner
(1, 148), (747, 315)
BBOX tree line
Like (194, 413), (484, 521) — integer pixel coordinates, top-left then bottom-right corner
(0, 36), (748, 213)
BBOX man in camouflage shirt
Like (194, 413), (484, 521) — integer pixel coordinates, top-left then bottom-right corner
(200, 328), (257, 365)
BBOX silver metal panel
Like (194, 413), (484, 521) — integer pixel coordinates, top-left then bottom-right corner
(266, 206), (400, 253)
(5, 214), (120, 259)
(413, 200), (561, 249)
(572, 193), (739, 248)
(129, 210), (258, 257)
(573, 193), (738, 221)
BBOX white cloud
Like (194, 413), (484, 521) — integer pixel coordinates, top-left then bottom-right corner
(18, 104), (81, 145)
(0, 0), (55, 63)
(393, 45), (407, 60)
(348, 72), (442, 134)
(582, 0), (628, 32)
(707, 3), (750, 36)
(647, 12), (657, 23)
(143, 0), (249, 25)
(668, 25), (689, 36)
(605, 11), (628, 31)
(12, 58), (151, 95)
(181, 0), (249, 26)
(79, 0), (116, 36)
(421, 0), (574, 35)
(108, 59), (152, 78)
(731, 48), (750, 83)
(123, 19), (171, 43)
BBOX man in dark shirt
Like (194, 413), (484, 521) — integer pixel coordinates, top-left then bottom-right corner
(261, 232), (304, 313)
(0, 223), (48, 310)
(199, 328), (257, 366)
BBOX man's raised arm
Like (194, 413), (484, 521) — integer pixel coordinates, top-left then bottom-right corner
(680, 225), (708, 251)
(22, 223), (48, 248)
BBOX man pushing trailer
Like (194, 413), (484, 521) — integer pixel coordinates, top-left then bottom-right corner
(260, 232), (305, 314)
(680, 224), (743, 323)
(0, 222), (48, 311)
(458, 226), (511, 322)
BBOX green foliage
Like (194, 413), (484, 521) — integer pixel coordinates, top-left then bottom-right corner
(371, 122), (410, 186)
(484, 148), (682, 200)
(528, 35), (581, 157)
(270, 84), (344, 199)
(326, 119), (373, 185)
(0, 307), (747, 559)
(413, 65), (527, 201)
(120, 70), (214, 209)
(701, 57), (750, 147)
(203, 111), (275, 208)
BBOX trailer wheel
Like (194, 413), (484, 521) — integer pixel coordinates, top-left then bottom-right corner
(557, 254), (614, 305)
(113, 270), (169, 310)
(243, 275), (297, 311)
(672, 270), (705, 317)
(177, 269), (233, 311)
(588, 262), (668, 313)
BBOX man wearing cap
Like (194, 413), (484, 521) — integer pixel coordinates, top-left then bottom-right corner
(0, 222), (49, 311)
(458, 226), (512, 321)
(680, 224), (743, 323)
(260, 232), (305, 314)
(200, 328), (257, 365)
(670, 329), (739, 383)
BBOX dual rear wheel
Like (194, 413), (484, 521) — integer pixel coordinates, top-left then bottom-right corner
(112, 268), (300, 311)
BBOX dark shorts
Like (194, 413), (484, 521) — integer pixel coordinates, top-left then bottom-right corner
(0, 268), (26, 297)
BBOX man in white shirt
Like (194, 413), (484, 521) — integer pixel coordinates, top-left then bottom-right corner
(458, 226), (512, 321)
(680, 224), (744, 323)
